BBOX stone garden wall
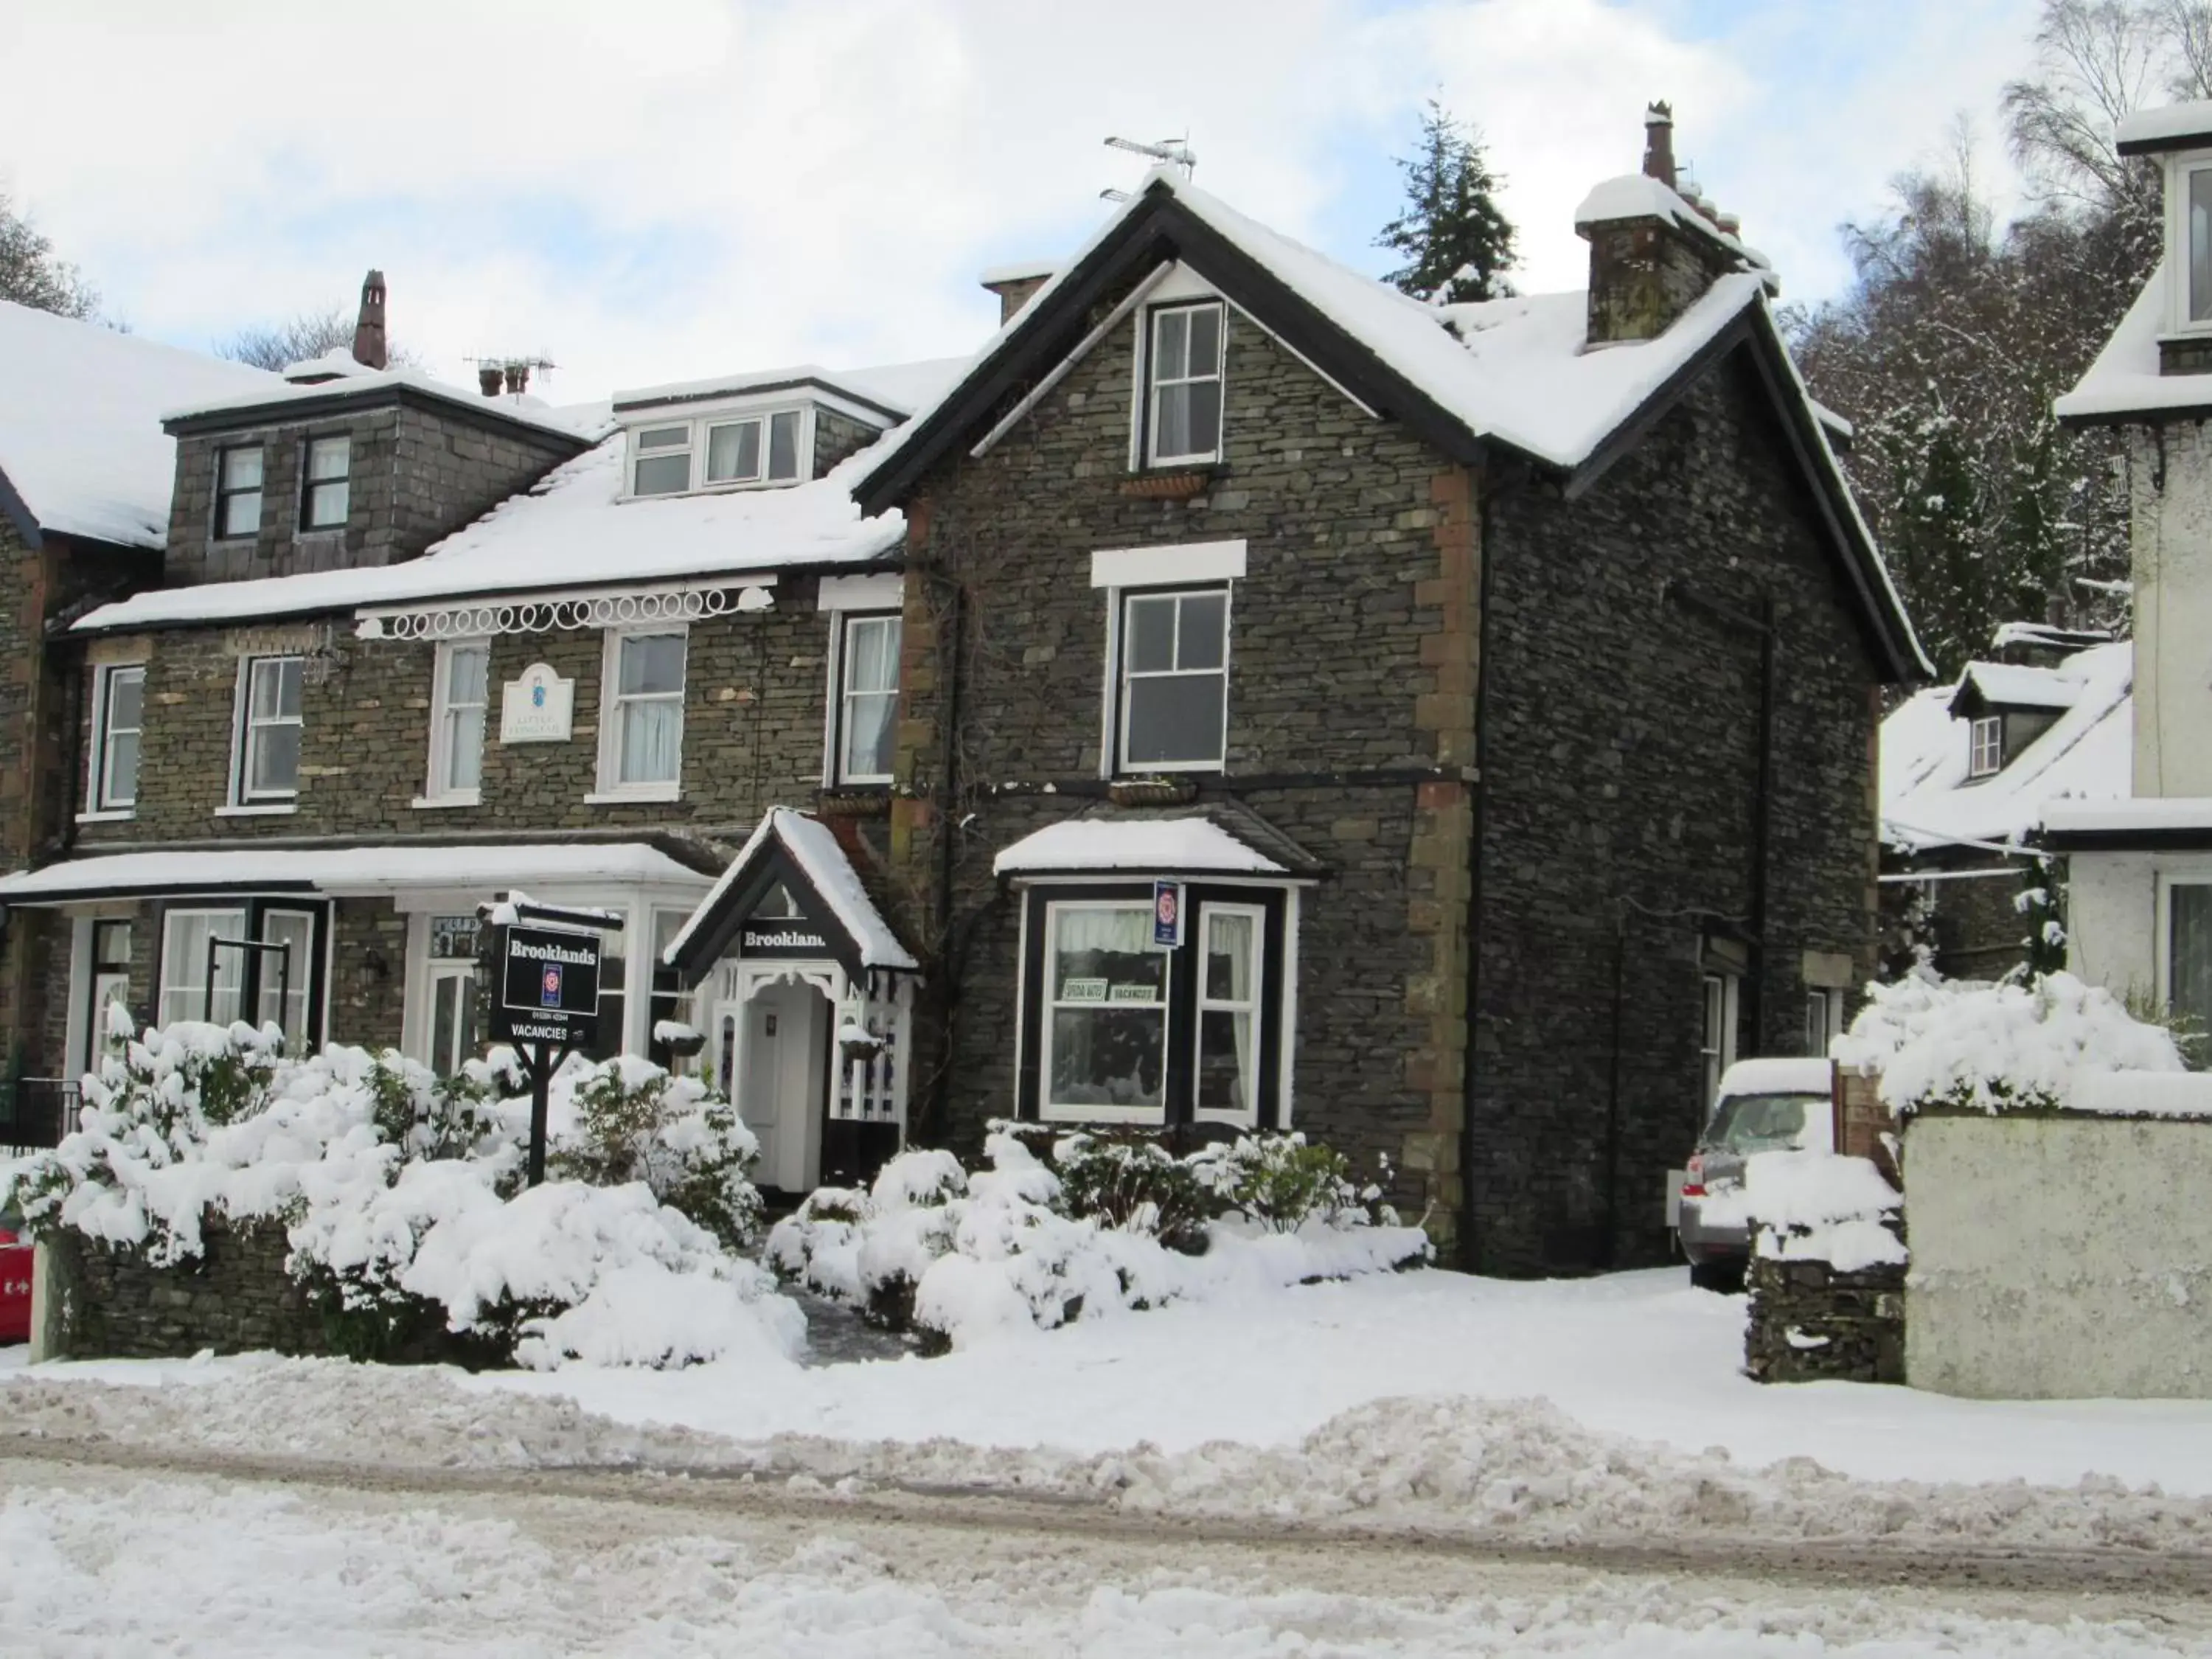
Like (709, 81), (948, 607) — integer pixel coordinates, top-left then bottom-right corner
(41, 1216), (330, 1360)
(1745, 1253), (1905, 1384)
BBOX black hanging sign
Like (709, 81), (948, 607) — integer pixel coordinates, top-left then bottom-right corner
(495, 924), (602, 1047)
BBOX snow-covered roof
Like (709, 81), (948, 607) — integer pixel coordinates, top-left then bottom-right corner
(665, 806), (917, 972)
(0, 841), (712, 904)
(2045, 798), (2212, 835)
(2053, 263), (2212, 424)
(612, 361), (933, 420)
(281, 348), (378, 383)
(2116, 100), (2212, 154)
(1950, 661), (2086, 714)
(992, 816), (1286, 877)
(1882, 640), (2132, 853)
(1718, 1057), (1836, 1099)
(1990, 620), (2114, 654)
(0, 299), (279, 549)
(1572, 173), (1773, 274)
(163, 364), (597, 445)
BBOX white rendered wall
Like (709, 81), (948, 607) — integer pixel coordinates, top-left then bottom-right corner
(2129, 424), (2212, 798)
(1907, 1113), (2212, 1398)
(2065, 850), (2163, 999)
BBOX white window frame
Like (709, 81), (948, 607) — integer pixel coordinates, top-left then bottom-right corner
(1039, 900), (1169, 1124)
(622, 406), (812, 500)
(1194, 902), (1265, 1127)
(256, 908), (316, 1051)
(628, 422), (694, 496)
(159, 907), (249, 1028)
(86, 661), (146, 815)
(2169, 153), (2212, 333)
(2162, 875), (2212, 1026)
(835, 611), (901, 786)
(1115, 585), (1231, 775)
(592, 625), (688, 801)
(1968, 714), (2003, 778)
(1144, 300), (1226, 467)
(1700, 970), (1740, 1114)
(1804, 987), (1844, 1060)
(301, 433), (351, 531)
(230, 655), (305, 806)
(421, 638), (490, 807)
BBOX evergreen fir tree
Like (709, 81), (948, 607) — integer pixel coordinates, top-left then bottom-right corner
(1377, 101), (1515, 304)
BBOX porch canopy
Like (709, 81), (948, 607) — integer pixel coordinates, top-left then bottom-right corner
(663, 806), (919, 984)
(990, 800), (1327, 883)
(0, 840), (712, 905)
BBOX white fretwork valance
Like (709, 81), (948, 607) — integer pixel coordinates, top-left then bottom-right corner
(354, 580), (776, 642)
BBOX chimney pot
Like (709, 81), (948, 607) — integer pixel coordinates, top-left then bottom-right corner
(503, 361), (531, 395)
(478, 365), (504, 397)
(351, 268), (389, 370)
(1641, 100), (1676, 191)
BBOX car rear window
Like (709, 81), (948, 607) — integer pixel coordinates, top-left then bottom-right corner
(1706, 1092), (1826, 1153)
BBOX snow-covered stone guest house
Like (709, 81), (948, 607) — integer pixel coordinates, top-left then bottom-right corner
(0, 109), (1927, 1272)
(2048, 99), (2212, 1029)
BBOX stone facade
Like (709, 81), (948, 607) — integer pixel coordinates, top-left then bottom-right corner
(1468, 371), (1885, 1273)
(164, 392), (581, 584)
(41, 1216), (330, 1360)
(1744, 1253), (1905, 1383)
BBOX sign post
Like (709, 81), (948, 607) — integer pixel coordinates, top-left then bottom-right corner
(484, 912), (604, 1186)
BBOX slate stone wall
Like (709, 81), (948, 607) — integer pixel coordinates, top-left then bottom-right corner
(164, 396), (578, 585)
(1469, 363), (1885, 1274)
(883, 271), (1478, 1231)
(813, 408), (882, 476)
(44, 1216), (330, 1360)
(1745, 1253), (1905, 1383)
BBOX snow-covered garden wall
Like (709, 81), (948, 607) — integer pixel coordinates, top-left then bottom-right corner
(1829, 970), (2212, 1399)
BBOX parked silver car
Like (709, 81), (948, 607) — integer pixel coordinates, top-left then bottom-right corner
(1675, 1057), (1834, 1291)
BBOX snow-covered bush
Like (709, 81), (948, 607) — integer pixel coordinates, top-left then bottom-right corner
(1745, 1151), (1907, 1273)
(1833, 968), (2186, 1116)
(768, 1127), (1429, 1351)
(5, 1018), (790, 1371)
(549, 1056), (765, 1249)
(1191, 1132), (1398, 1233)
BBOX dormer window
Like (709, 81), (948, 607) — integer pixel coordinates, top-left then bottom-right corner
(625, 407), (809, 498)
(632, 425), (692, 495)
(1969, 715), (2003, 778)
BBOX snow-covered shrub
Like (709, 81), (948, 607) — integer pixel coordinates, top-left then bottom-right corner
(549, 1056), (764, 1249)
(1046, 1132), (1210, 1250)
(1833, 968), (2186, 1116)
(769, 1127), (1428, 1351)
(1192, 1132), (1397, 1233)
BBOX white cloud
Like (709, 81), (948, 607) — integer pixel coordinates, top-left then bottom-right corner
(0, 0), (2048, 400)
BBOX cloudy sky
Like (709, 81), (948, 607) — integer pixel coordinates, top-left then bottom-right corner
(1, 0), (2044, 402)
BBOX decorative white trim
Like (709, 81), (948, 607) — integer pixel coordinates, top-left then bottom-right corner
(1091, 539), (1246, 589)
(214, 803), (299, 818)
(817, 572), (903, 611)
(354, 580), (776, 642)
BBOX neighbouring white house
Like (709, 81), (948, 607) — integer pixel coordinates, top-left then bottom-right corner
(1881, 624), (2129, 979)
(2045, 98), (2212, 1024)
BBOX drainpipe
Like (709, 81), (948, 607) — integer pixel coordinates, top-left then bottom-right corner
(920, 568), (966, 1148)
(1457, 462), (1505, 1274)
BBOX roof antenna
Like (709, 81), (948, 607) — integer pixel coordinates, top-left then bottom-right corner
(1103, 133), (1196, 191)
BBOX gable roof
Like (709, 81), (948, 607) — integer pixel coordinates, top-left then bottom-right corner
(0, 299), (279, 550)
(665, 807), (918, 980)
(1882, 640), (2132, 854)
(1948, 661), (2087, 719)
(852, 170), (1928, 682)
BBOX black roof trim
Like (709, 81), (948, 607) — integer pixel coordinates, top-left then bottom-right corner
(164, 381), (591, 453)
(2118, 128), (2212, 156)
(668, 836), (871, 984)
(855, 180), (1489, 516)
(2044, 825), (2212, 852)
(2058, 398), (2212, 430)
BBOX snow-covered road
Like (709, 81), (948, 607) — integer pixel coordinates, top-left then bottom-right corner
(5, 1444), (2208, 1657)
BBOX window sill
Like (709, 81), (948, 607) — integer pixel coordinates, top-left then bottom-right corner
(214, 801), (299, 818)
(1038, 1105), (1169, 1127)
(411, 792), (482, 810)
(1118, 467), (1221, 501)
(585, 787), (681, 805)
(75, 808), (135, 824)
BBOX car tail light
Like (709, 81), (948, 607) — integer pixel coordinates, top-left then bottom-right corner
(1681, 1154), (1705, 1198)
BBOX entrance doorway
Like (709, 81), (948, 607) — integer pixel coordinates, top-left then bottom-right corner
(716, 973), (830, 1194)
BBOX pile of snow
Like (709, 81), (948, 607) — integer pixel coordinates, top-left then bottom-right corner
(1745, 1152), (1906, 1272)
(768, 1129), (1429, 1349)
(1832, 970), (2185, 1114)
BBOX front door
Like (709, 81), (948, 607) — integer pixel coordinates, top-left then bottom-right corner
(718, 976), (829, 1194)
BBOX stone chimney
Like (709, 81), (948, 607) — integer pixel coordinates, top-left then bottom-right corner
(980, 262), (1054, 326)
(478, 365), (505, 397)
(351, 269), (389, 370)
(1579, 104), (1756, 347)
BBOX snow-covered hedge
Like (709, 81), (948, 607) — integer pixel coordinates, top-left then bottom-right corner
(0, 1020), (793, 1370)
(1832, 969), (2187, 1116)
(767, 1127), (1430, 1350)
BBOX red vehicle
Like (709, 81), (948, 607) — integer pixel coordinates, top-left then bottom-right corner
(0, 1206), (30, 1345)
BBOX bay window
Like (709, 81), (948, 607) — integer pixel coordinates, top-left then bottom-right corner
(597, 628), (686, 797)
(158, 901), (326, 1051)
(1119, 588), (1228, 771)
(1042, 902), (1166, 1119)
(1195, 905), (1262, 1124)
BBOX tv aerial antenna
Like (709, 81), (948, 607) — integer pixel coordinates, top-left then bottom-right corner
(1100, 132), (1195, 201)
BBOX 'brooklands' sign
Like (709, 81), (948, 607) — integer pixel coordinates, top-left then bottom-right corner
(741, 921), (831, 958)
(495, 924), (602, 1046)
